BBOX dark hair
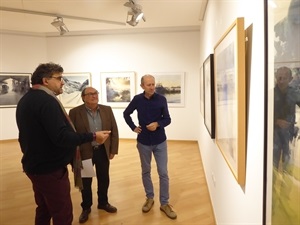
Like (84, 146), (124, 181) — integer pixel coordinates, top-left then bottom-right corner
(31, 62), (64, 85)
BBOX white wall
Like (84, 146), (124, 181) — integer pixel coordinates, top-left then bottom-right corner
(46, 31), (200, 140)
(198, 0), (265, 224)
(0, 31), (200, 141)
(0, 34), (47, 140)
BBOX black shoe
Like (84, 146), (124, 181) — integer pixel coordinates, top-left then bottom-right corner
(79, 208), (91, 223)
(97, 203), (117, 213)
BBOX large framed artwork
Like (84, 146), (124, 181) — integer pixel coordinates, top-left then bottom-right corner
(200, 66), (204, 117)
(100, 71), (135, 108)
(213, 17), (246, 185)
(0, 73), (31, 108)
(59, 73), (91, 108)
(264, 0), (300, 224)
(153, 72), (185, 107)
(203, 54), (215, 138)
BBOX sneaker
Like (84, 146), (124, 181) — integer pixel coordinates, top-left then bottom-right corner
(142, 198), (154, 213)
(160, 204), (177, 219)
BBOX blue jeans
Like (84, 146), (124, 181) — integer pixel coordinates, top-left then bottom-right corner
(137, 141), (169, 205)
(273, 127), (291, 171)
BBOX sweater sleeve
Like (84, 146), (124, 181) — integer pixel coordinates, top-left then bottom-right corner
(40, 97), (93, 147)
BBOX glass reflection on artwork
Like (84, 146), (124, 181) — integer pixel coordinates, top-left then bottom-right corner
(268, 0), (300, 224)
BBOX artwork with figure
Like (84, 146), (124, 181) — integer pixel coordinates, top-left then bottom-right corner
(0, 73), (31, 107)
(270, 0), (300, 224)
(59, 73), (90, 107)
(100, 72), (135, 107)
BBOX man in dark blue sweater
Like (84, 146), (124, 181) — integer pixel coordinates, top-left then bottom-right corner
(123, 74), (177, 220)
(16, 62), (110, 225)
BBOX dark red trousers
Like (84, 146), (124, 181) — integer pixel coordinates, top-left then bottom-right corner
(27, 167), (73, 225)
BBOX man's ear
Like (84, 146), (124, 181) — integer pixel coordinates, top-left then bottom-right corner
(42, 77), (49, 85)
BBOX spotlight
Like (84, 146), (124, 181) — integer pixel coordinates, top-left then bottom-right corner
(51, 17), (69, 35)
(124, 0), (145, 27)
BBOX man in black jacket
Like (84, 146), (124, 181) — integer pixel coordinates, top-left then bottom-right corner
(16, 62), (110, 225)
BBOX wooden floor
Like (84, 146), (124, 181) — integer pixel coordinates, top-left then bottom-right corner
(0, 139), (215, 225)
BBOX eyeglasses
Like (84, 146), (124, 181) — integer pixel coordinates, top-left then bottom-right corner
(50, 76), (64, 81)
(83, 91), (99, 97)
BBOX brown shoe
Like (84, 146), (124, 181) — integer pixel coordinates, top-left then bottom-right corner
(142, 198), (154, 213)
(79, 208), (91, 223)
(97, 203), (117, 213)
(160, 204), (177, 219)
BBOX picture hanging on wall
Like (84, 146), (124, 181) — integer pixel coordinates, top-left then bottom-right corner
(0, 73), (31, 108)
(59, 73), (91, 108)
(152, 72), (185, 107)
(264, 0), (300, 224)
(100, 71), (135, 108)
(213, 17), (246, 185)
(203, 54), (215, 138)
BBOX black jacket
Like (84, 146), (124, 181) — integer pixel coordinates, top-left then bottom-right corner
(16, 89), (93, 174)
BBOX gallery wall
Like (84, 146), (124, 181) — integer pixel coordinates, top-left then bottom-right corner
(0, 30), (200, 141)
(198, 0), (266, 224)
(0, 34), (47, 139)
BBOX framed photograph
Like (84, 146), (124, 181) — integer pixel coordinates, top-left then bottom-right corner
(200, 66), (204, 117)
(0, 73), (31, 108)
(153, 72), (185, 107)
(100, 71), (135, 108)
(59, 73), (91, 108)
(213, 17), (246, 185)
(264, 0), (300, 224)
(203, 54), (215, 138)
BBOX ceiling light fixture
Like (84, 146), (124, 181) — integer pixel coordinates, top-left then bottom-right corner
(0, 7), (126, 35)
(51, 17), (69, 35)
(124, 0), (146, 27)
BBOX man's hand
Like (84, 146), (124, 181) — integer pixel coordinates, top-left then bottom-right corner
(95, 130), (111, 144)
(134, 126), (142, 134)
(276, 119), (291, 129)
(146, 122), (159, 131)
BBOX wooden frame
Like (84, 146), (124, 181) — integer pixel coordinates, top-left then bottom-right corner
(203, 54), (215, 138)
(0, 73), (31, 108)
(264, 0), (300, 224)
(213, 17), (246, 185)
(100, 71), (135, 108)
(152, 72), (185, 107)
(59, 73), (91, 108)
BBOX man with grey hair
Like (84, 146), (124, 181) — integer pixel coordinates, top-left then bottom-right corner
(69, 86), (119, 223)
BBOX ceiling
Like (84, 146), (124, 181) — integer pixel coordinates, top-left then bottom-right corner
(0, 0), (208, 37)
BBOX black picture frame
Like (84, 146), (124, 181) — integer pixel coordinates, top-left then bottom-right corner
(203, 54), (215, 138)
